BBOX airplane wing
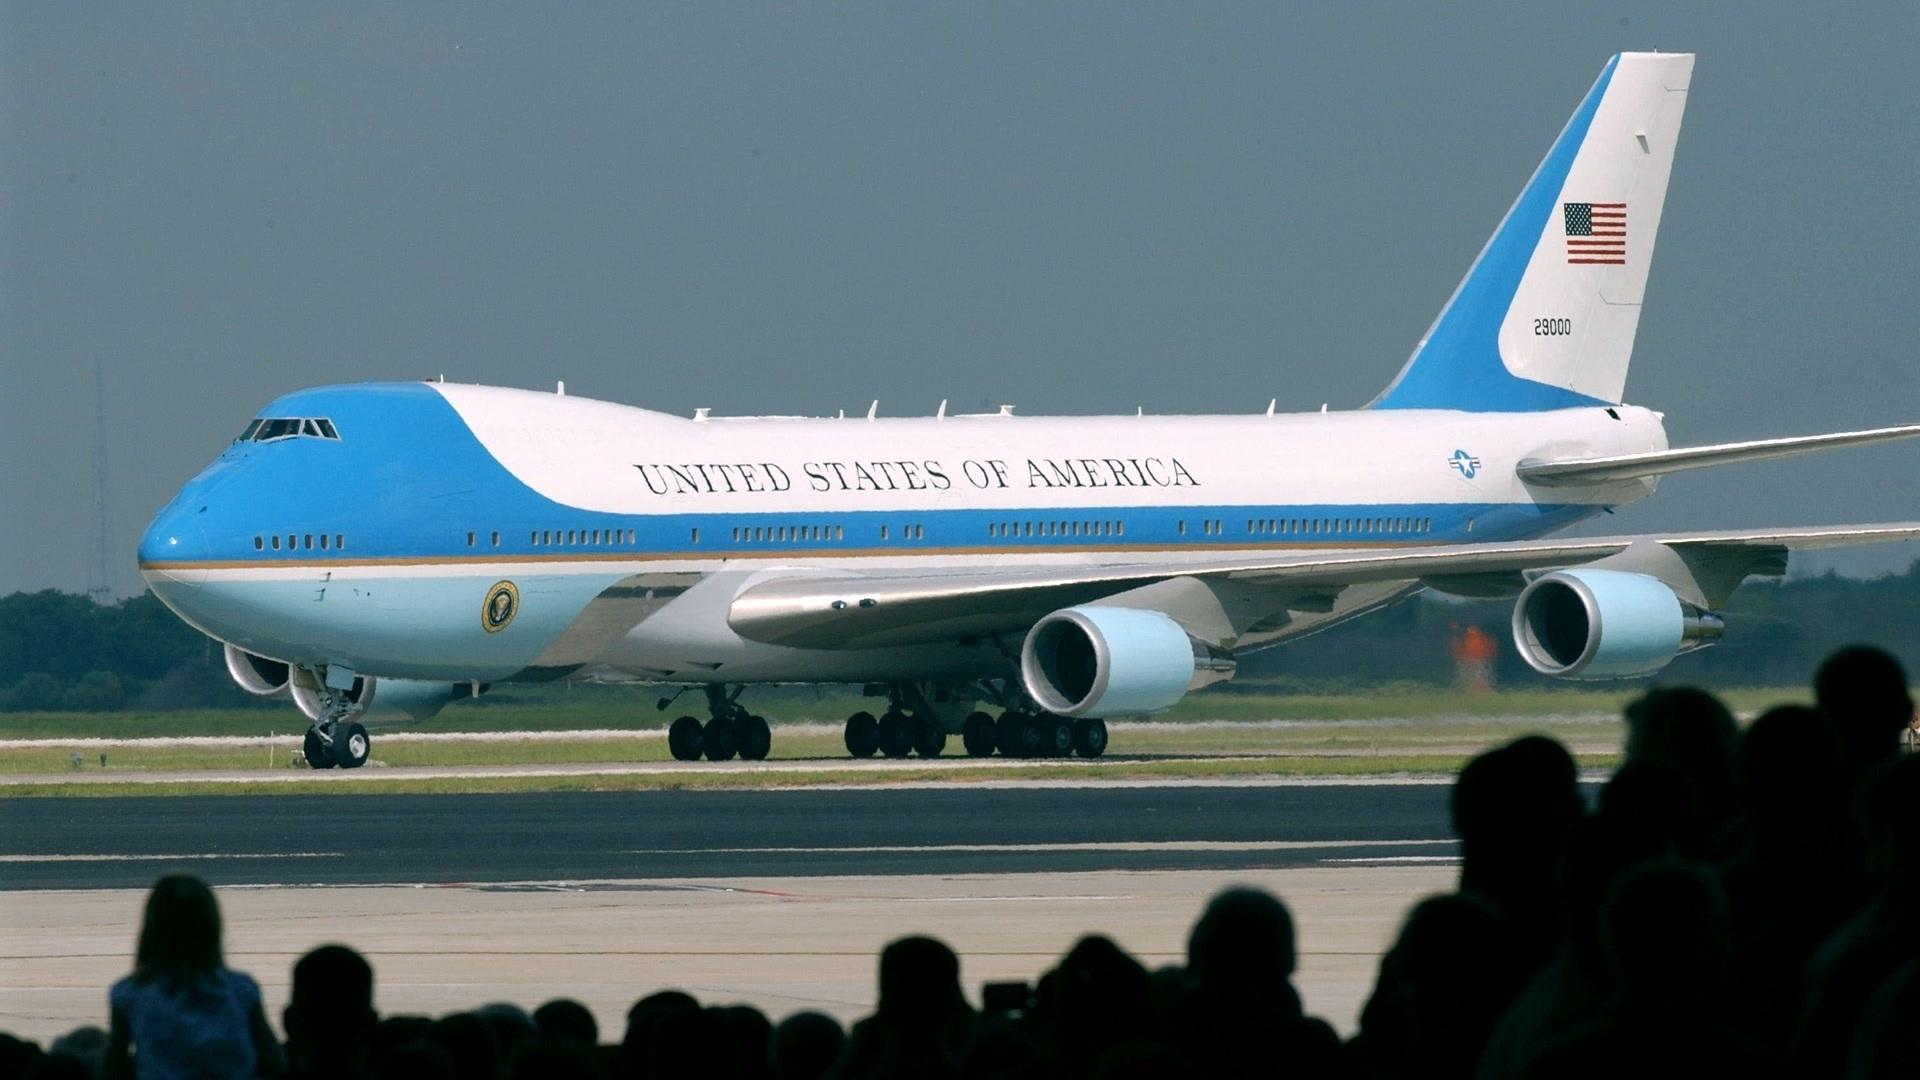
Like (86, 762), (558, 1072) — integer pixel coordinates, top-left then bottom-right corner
(727, 523), (1920, 649)
(1516, 424), (1920, 486)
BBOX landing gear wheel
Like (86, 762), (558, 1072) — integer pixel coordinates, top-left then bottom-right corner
(703, 718), (739, 762)
(330, 722), (371, 769)
(1039, 715), (1074, 758)
(996, 712), (1028, 758)
(912, 717), (947, 758)
(1072, 717), (1109, 759)
(668, 715), (704, 762)
(877, 710), (915, 758)
(962, 712), (997, 758)
(739, 715), (773, 761)
(302, 729), (337, 770)
(845, 712), (880, 758)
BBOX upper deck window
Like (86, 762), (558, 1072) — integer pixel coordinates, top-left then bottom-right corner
(239, 417), (341, 443)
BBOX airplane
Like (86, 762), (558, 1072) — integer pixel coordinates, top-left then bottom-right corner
(139, 52), (1920, 770)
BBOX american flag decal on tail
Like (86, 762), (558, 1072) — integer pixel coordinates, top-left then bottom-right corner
(1564, 202), (1626, 264)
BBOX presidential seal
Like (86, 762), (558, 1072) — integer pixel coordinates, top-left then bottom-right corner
(482, 580), (519, 633)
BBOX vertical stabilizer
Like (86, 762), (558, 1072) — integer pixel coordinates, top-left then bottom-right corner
(1372, 52), (1693, 411)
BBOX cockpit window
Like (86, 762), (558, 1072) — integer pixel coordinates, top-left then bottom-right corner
(240, 417), (341, 443)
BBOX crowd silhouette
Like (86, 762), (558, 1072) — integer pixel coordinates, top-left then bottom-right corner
(2, 644), (1915, 1079)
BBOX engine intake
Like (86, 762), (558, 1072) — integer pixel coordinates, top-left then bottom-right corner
(223, 644), (290, 697)
(1021, 606), (1227, 717)
(1512, 569), (1723, 680)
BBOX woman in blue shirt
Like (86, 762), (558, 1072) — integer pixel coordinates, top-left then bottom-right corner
(104, 874), (284, 1078)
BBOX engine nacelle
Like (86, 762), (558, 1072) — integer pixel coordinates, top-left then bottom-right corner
(1021, 606), (1221, 717)
(291, 673), (480, 724)
(1512, 569), (1724, 680)
(223, 644), (291, 697)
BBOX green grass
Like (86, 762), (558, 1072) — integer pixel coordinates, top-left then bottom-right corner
(0, 685), (1802, 740)
(1, 751), (1629, 798)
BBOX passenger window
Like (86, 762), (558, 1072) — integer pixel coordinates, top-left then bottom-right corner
(320, 534), (329, 550)
(691, 528), (700, 544)
(271, 535), (280, 550)
(335, 535), (344, 549)
(253, 536), (263, 550)
(467, 531), (475, 547)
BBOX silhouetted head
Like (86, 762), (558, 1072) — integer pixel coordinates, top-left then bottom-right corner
(134, 873), (223, 984)
(701, 1004), (772, 1079)
(1369, 892), (1525, 1075)
(532, 998), (598, 1048)
(1623, 687), (1740, 844)
(772, 1011), (844, 1080)
(624, 990), (702, 1077)
(1187, 887), (1296, 996)
(1738, 704), (1848, 829)
(1451, 736), (1582, 888)
(0, 1036), (43, 1079)
(475, 1003), (538, 1061)
(1050, 935), (1154, 1055)
(1816, 645), (1914, 770)
(47, 1025), (106, 1075)
(287, 944), (376, 1070)
(1600, 860), (1733, 1007)
(430, 1012), (505, 1080)
(877, 935), (965, 1028)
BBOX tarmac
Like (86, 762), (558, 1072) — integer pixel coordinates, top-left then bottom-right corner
(0, 783), (1459, 1042)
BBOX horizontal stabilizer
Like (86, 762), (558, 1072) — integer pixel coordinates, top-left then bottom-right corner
(1517, 423), (1920, 486)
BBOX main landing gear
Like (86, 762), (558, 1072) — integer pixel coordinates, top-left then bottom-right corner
(667, 686), (773, 763)
(839, 683), (1108, 760)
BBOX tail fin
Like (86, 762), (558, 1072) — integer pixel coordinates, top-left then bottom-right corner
(1371, 52), (1693, 411)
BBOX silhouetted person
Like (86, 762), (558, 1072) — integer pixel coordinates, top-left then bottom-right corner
(369, 1037), (455, 1080)
(1477, 763), (1691, 1080)
(623, 990), (702, 1080)
(476, 1003), (539, 1063)
(508, 1039), (604, 1080)
(1031, 935), (1160, 1077)
(1351, 892), (1526, 1080)
(284, 944), (375, 1078)
(46, 1025), (107, 1077)
(534, 998), (600, 1049)
(1718, 705), (1863, 1050)
(771, 1012), (844, 1080)
(1792, 755), (1920, 1079)
(1622, 687), (1740, 857)
(0, 1035), (45, 1079)
(104, 873), (283, 1079)
(1847, 953), (1920, 1080)
(831, 935), (974, 1079)
(1814, 645), (1914, 786)
(1519, 860), (1766, 1079)
(1170, 887), (1339, 1078)
(1450, 736), (1583, 972)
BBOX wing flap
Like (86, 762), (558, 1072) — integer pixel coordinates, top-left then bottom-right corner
(1517, 423), (1920, 486)
(726, 523), (1920, 649)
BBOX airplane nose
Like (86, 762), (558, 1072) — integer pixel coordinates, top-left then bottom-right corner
(138, 506), (211, 588)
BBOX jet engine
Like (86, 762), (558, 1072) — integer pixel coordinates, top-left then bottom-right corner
(290, 672), (481, 724)
(1020, 606), (1230, 717)
(1511, 569), (1724, 680)
(223, 644), (291, 697)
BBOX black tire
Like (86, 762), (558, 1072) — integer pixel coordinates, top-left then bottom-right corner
(962, 712), (997, 757)
(1039, 715), (1074, 758)
(996, 712), (1030, 758)
(703, 718), (739, 762)
(331, 722), (371, 769)
(845, 711), (880, 758)
(878, 710), (915, 758)
(1072, 717), (1110, 759)
(302, 729), (336, 770)
(740, 715), (773, 761)
(668, 715), (704, 761)
(913, 717), (948, 758)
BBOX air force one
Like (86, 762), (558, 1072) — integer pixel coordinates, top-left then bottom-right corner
(139, 53), (1920, 768)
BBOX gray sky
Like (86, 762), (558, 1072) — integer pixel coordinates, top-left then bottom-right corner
(4, 3), (1918, 597)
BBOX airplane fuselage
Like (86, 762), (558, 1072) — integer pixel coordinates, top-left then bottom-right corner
(138, 382), (1666, 687)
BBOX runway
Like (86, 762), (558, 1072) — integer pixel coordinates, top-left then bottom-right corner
(0, 783), (1461, 1042)
(0, 783), (1453, 890)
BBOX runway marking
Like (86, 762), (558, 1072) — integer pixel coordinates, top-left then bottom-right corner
(1321, 856), (1461, 864)
(0, 852), (343, 863)
(622, 839), (1453, 855)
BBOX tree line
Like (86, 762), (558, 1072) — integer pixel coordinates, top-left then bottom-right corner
(3, 562), (1918, 711)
